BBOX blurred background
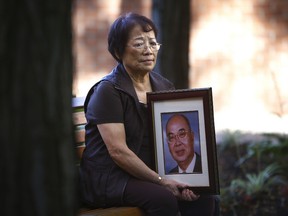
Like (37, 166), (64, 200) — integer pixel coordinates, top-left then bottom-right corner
(2, 0), (287, 215)
(72, 0), (288, 134)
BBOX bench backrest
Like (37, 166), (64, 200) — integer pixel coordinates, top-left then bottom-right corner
(72, 97), (86, 161)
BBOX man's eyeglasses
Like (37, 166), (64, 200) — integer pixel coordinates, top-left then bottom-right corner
(167, 129), (190, 144)
(128, 41), (161, 51)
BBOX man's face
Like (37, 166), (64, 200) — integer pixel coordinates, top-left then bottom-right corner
(166, 115), (195, 166)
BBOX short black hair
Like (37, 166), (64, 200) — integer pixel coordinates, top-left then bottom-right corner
(108, 12), (158, 63)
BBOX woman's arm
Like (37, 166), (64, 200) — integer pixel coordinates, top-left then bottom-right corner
(97, 122), (199, 201)
(98, 122), (160, 183)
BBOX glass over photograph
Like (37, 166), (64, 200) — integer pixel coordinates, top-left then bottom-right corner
(161, 111), (202, 175)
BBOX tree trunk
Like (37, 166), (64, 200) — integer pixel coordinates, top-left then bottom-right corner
(0, 1), (77, 216)
(152, 0), (190, 89)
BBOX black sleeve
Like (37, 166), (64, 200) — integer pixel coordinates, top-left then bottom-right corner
(86, 81), (124, 124)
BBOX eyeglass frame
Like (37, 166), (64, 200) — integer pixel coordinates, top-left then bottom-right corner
(127, 41), (162, 51)
(166, 129), (192, 144)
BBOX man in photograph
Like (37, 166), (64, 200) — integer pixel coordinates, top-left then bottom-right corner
(165, 114), (202, 174)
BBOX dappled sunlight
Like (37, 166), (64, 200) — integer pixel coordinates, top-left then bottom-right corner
(72, 0), (288, 133)
(73, 71), (108, 97)
(190, 0), (288, 133)
(192, 11), (262, 63)
(72, 0), (121, 97)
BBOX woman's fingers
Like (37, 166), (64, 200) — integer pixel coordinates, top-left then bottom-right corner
(162, 179), (199, 201)
(181, 188), (200, 201)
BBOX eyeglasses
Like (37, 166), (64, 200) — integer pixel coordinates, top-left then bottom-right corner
(167, 129), (190, 144)
(128, 41), (161, 51)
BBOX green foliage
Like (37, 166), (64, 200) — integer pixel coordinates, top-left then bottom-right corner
(230, 163), (286, 196)
(218, 131), (288, 216)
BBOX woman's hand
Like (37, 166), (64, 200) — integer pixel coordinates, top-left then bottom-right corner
(180, 188), (199, 201)
(160, 178), (199, 201)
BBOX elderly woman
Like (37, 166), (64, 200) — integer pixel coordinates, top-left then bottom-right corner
(80, 13), (216, 216)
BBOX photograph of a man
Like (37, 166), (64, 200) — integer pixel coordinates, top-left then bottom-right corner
(164, 113), (202, 174)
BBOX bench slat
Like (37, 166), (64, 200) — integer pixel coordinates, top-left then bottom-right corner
(78, 207), (144, 216)
(76, 145), (85, 161)
(75, 127), (85, 143)
(73, 111), (86, 125)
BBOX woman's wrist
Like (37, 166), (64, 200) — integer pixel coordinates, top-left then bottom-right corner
(157, 175), (163, 185)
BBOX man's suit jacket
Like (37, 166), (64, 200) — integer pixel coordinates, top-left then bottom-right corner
(168, 153), (202, 174)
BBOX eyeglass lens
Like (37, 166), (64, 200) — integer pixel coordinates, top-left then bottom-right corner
(167, 130), (188, 143)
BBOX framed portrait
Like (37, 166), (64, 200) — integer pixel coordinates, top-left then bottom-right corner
(147, 88), (219, 195)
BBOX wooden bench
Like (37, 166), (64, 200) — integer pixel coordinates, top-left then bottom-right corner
(72, 97), (144, 216)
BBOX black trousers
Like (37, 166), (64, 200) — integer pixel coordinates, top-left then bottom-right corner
(123, 178), (216, 216)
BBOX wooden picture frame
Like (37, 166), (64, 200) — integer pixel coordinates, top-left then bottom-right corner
(147, 88), (219, 195)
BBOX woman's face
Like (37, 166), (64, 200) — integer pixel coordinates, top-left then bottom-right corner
(122, 25), (159, 75)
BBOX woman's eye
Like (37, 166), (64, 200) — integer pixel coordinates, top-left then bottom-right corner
(150, 42), (157, 46)
(134, 43), (144, 48)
